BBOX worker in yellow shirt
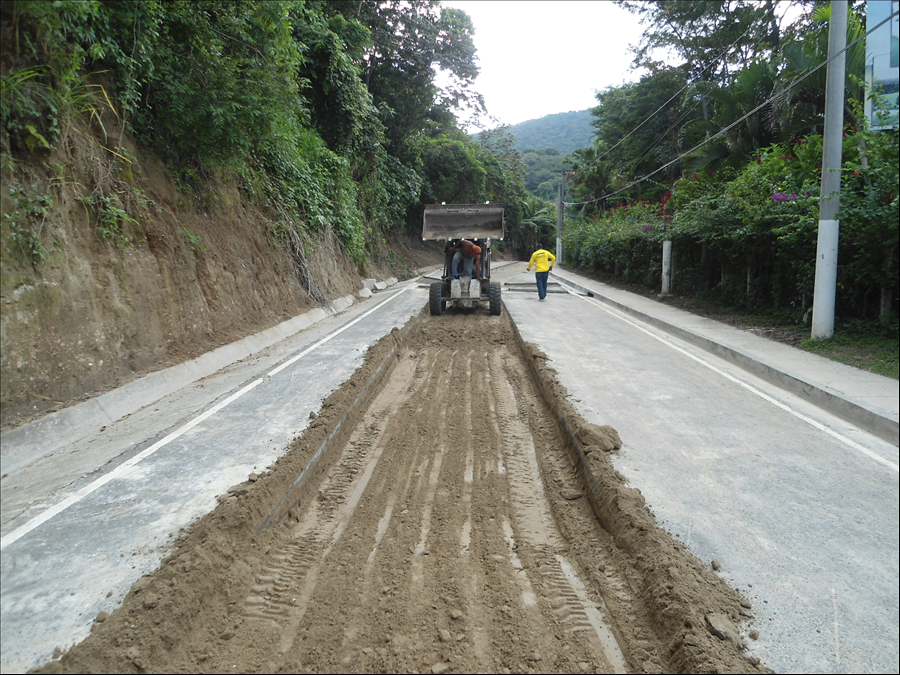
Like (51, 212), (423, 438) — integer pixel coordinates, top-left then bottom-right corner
(526, 243), (556, 301)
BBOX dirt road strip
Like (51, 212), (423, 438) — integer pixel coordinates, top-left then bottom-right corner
(35, 312), (767, 674)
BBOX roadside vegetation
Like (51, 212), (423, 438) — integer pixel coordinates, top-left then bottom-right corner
(1, 0), (534, 279)
(799, 330), (899, 379)
(551, 1), (898, 373)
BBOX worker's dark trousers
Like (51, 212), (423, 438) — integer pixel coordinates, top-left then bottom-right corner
(535, 270), (549, 299)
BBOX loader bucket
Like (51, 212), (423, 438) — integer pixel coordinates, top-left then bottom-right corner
(422, 204), (504, 241)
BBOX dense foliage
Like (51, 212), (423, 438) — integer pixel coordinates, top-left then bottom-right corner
(1, 0), (532, 270)
(520, 148), (569, 201)
(562, 0), (898, 327)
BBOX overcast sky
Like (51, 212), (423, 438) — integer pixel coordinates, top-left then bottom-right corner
(440, 1), (649, 129)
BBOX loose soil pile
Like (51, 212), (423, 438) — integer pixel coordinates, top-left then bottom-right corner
(35, 311), (769, 674)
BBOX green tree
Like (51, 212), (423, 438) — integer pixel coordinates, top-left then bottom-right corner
(118, 0), (305, 167)
(291, 8), (383, 160)
(584, 67), (690, 203)
(415, 134), (486, 204)
(770, 3), (868, 138)
(329, 0), (482, 157)
(682, 59), (783, 172)
(566, 145), (616, 215)
(513, 194), (556, 256)
(476, 125), (526, 223)
(617, 0), (785, 120)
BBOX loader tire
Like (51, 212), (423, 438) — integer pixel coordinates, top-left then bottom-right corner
(430, 281), (445, 316)
(489, 282), (502, 316)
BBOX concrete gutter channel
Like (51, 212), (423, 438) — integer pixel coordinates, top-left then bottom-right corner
(507, 315), (618, 534)
(257, 310), (417, 532)
(548, 270), (899, 447)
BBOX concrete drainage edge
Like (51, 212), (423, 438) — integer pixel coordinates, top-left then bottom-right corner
(552, 275), (899, 447)
(257, 309), (420, 533)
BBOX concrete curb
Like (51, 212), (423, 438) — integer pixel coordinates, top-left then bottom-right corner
(0, 289), (383, 476)
(508, 315), (618, 535)
(551, 273), (899, 447)
(258, 308), (420, 533)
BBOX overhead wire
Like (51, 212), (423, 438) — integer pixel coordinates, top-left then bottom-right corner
(600, 7), (898, 202)
(630, 99), (703, 169)
(568, 98), (701, 205)
(575, 0), (782, 178)
(565, 7), (900, 206)
(565, 101), (701, 206)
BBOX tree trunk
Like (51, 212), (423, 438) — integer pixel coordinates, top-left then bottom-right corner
(881, 246), (896, 327)
(880, 286), (892, 327)
(765, 0), (780, 51)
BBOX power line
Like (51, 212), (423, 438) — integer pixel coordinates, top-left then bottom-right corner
(570, 7), (899, 206)
(565, 100), (700, 205)
(630, 99), (702, 170)
(575, 0), (782, 178)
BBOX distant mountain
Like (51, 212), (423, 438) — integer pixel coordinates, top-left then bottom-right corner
(474, 109), (595, 200)
(506, 109), (594, 154)
(511, 110), (594, 199)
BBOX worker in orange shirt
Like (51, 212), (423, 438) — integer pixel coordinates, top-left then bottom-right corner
(449, 239), (483, 281)
(526, 243), (556, 301)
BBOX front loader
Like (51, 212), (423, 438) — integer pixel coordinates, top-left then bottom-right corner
(422, 204), (504, 316)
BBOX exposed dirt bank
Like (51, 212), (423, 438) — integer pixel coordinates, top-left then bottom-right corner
(0, 107), (444, 432)
(35, 311), (769, 674)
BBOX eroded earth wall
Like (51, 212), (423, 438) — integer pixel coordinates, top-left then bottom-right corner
(1, 126), (365, 431)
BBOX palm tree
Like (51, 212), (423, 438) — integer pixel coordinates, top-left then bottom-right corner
(682, 59), (783, 173)
(515, 195), (556, 254)
(566, 145), (618, 211)
(683, 4), (867, 173)
(770, 3), (867, 137)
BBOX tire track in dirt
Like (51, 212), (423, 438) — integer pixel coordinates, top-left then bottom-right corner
(36, 311), (770, 675)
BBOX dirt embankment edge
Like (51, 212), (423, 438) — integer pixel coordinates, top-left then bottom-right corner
(508, 318), (769, 674)
(0, 109), (445, 432)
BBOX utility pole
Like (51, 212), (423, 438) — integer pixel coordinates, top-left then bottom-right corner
(811, 0), (848, 339)
(556, 175), (563, 265)
(660, 216), (672, 297)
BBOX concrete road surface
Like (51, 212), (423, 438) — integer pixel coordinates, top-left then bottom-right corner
(502, 264), (898, 675)
(2, 263), (897, 674)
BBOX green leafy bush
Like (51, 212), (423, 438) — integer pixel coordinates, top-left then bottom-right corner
(2, 185), (51, 265)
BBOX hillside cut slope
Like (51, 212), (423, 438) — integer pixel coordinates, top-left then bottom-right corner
(0, 113), (431, 432)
